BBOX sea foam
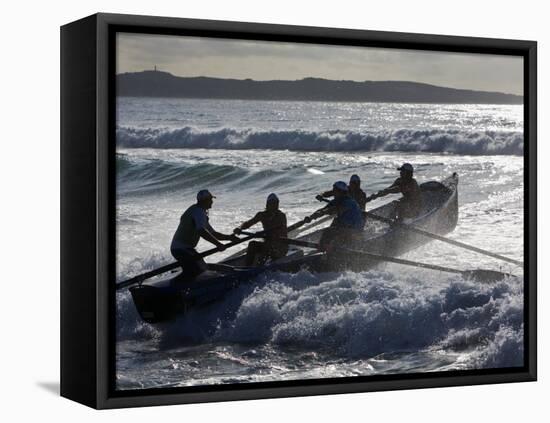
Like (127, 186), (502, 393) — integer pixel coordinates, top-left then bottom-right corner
(116, 262), (524, 370)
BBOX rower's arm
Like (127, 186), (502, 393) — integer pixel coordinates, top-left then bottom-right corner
(239, 213), (262, 230)
(199, 228), (225, 247)
(380, 186), (400, 196)
(316, 190), (334, 202)
(311, 204), (336, 219)
(202, 221), (238, 243)
(376, 179), (401, 197)
(209, 228), (238, 242)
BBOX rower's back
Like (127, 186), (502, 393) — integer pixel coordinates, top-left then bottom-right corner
(257, 209), (287, 240)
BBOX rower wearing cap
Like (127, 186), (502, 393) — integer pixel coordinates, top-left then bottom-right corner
(375, 163), (423, 221)
(234, 193), (288, 266)
(171, 190), (238, 278)
(316, 174), (368, 210)
(307, 181), (365, 251)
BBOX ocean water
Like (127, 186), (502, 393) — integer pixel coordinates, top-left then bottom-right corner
(115, 98), (524, 390)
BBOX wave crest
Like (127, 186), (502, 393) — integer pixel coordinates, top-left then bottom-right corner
(117, 126), (523, 155)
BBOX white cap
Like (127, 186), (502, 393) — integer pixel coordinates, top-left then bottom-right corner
(333, 181), (349, 192)
(197, 189), (216, 201)
(267, 193), (279, 202)
(350, 174), (360, 183)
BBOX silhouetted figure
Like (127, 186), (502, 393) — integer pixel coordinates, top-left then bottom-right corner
(375, 163), (423, 221)
(307, 181), (365, 251)
(171, 190), (237, 278)
(234, 193), (288, 266)
(317, 174), (368, 210)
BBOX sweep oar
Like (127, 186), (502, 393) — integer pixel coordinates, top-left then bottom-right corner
(274, 237), (512, 282)
(364, 211), (523, 267)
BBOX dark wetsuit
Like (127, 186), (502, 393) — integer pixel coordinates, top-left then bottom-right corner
(350, 187), (368, 211)
(388, 177), (423, 219)
(240, 210), (288, 265)
(320, 196), (365, 250)
(170, 204), (210, 278)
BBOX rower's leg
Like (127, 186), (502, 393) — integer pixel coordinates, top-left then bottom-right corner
(267, 244), (289, 263)
(245, 241), (265, 266)
(172, 248), (207, 278)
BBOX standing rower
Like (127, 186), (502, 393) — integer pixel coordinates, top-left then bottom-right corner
(307, 181), (365, 251)
(171, 190), (237, 278)
(234, 193), (288, 266)
(372, 163), (423, 221)
(316, 174), (368, 210)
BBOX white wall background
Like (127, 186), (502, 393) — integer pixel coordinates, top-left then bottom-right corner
(1, 0), (545, 420)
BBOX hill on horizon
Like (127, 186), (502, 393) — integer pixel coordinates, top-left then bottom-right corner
(116, 70), (523, 105)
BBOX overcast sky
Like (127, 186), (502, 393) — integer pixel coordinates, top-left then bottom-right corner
(117, 32), (523, 96)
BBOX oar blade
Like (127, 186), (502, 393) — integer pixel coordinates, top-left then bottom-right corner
(462, 269), (513, 283)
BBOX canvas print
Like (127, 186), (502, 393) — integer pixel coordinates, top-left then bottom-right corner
(115, 32), (524, 390)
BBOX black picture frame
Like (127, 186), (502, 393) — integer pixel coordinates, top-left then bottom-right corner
(61, 12), (537, 409)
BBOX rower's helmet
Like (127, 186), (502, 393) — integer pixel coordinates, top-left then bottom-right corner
(197, 189), (216, 201)
(350, 174), (361, 183)
(397, 163), (414, 173)
(267, 193), (279, 203)
(333, 181), (349, 192)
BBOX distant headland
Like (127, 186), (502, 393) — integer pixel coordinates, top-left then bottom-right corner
(116, 70), (522, 105)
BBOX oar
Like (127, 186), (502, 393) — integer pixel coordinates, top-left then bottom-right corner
(364, 211), (523, 267)
(117, 216), (318, 290)
(225, 213), (331, 261)
(274, 237), (512, 282)
(318, 196), (523, 267)
(291, 215), (332, 235)
(241, 213), (329, 238)
(117, 232), (262, 291)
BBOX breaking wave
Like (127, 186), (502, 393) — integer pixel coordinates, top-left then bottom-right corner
(117, 126), (524, 155)
(115, 262), (524, 370)
(211, 270), (524, 368)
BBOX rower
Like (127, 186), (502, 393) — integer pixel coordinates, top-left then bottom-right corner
(234, 193), (289, 266)
(170, 190), (237, 278)
(316, 174), (368, 210)
(373, 163), (423, 221)
(307, 181), (365, 251)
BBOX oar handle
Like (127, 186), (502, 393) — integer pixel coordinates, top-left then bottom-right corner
(320, 192), (380, 203)
(366, 191), (385, 202)
(225, 216), (317, 261)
